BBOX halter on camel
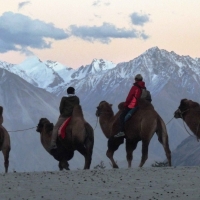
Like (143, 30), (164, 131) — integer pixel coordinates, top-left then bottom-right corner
(177, 108), (199, 142)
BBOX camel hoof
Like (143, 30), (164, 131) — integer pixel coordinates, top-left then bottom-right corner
(113, 165), (119, 169)
(58, 161), (70, 171)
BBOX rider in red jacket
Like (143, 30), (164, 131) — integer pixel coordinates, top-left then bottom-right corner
(114, 74), (146, 137)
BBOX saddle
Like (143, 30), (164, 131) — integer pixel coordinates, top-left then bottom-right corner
(58, 117), (71, 139)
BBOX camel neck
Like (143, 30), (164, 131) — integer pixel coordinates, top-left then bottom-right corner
(99, 113), (115, 138)
(40, 131), (52, 152)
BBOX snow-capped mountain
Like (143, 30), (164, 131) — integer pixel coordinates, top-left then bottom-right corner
(0, 57), (116, 94)
(1, 46), (200, 172)
(0, 68), (60, 172)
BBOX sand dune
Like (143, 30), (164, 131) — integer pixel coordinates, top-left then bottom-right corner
(0, 167), (200, 200)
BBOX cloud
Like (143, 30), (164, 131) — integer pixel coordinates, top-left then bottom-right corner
(92, 0), (101, 6)
(0, 12), (69, 54)
(130, 12), (150, 26)
(69, 23), (148, 43)
(18, 1), (31, 10)
(92, 0), (110, 7)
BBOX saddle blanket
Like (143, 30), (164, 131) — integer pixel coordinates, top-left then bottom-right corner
(58, 117), (71, 139)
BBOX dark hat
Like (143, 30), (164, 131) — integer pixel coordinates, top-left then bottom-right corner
(135, 74), (143, 81)
(67, 87), (75, 94)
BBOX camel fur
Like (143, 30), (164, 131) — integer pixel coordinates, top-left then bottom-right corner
(0, 106), (11, 173)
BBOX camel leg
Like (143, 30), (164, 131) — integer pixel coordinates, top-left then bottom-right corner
(58, 160), (70, 171)
(2, 147), (10, 173)
(58, 161), (63, 171)
(106, 149), (118, 168)
(139, 140), (149, 167)
(126, 139), (139, 168)
(106, 137), (124, 168)
(77, 145), (92, 170)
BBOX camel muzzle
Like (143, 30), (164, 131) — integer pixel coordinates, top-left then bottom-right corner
(174, 109), (182, 118)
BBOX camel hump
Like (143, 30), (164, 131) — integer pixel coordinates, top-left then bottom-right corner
(72, 105), (84, 118)
(118, 99), (154, 111)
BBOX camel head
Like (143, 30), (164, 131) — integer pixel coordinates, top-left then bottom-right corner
(36, 118), (51, 133)
(174, 99), (199, 118)
(174, 99), (189, 118)
(96, 101), (113, 117)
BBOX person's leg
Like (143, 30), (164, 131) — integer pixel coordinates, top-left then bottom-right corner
(51, 117), (67, 149)
(115, 107), (131, 137)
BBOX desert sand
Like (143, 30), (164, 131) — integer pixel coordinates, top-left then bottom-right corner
(0, 167), (200, 200)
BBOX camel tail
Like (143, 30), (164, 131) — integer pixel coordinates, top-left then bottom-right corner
(84, 122), (94, 154)
(83, 122), (94, 169)
(156, 115), (172, 166)
(85, 122), (94, 145)
(156, 115), (169, 144)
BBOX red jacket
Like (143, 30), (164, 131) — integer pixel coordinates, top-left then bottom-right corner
(124, 81), (145, 108)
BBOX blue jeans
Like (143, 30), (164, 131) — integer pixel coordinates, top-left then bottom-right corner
(119, 107), (138, 132)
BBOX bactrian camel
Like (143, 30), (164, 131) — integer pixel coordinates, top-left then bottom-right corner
(37, 105), (94, 170)
(96, 99), (171, 168)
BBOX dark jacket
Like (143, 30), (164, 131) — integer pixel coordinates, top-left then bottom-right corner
(59, 95), (80, 117)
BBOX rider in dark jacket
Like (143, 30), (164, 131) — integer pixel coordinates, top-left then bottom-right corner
(50, 87), (80, 150)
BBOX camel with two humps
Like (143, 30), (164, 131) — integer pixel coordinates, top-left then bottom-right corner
(96, 99), (171, 168)
(36, 104), (94, 170)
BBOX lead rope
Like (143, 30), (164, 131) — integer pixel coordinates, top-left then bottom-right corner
(93, 117), (99, 131)
(165, 116), (174, 126)
(7, 126), (37, 132)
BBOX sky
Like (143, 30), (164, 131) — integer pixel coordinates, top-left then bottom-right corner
(0, 0), (200, 69)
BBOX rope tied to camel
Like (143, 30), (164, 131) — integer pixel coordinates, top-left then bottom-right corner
(93, 116), (99, 131)
(8, 126), (37, 132)
(165, 116), (174, 126)
(179, 109), (199, 142)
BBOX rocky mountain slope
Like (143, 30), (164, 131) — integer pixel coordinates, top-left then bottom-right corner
(1, 46), (200, 171)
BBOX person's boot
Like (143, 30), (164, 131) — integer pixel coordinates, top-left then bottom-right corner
(114, 132), (125, 137)
(50, 141), (57, 151)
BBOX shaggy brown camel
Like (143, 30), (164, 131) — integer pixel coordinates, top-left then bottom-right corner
(174, 99), (200, 139)
(0, 106), (11, 173)
(96, 100), (171, 168)
(37, 105), (94, 170)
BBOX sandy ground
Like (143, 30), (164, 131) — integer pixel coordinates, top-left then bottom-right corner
(0, 167), (200, 200)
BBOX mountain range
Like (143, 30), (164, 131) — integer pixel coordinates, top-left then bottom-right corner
(0, 46), (200, 172)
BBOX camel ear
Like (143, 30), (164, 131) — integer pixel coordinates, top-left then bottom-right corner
(180, 99), (188, 105)
(0, 106), (3, 116)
